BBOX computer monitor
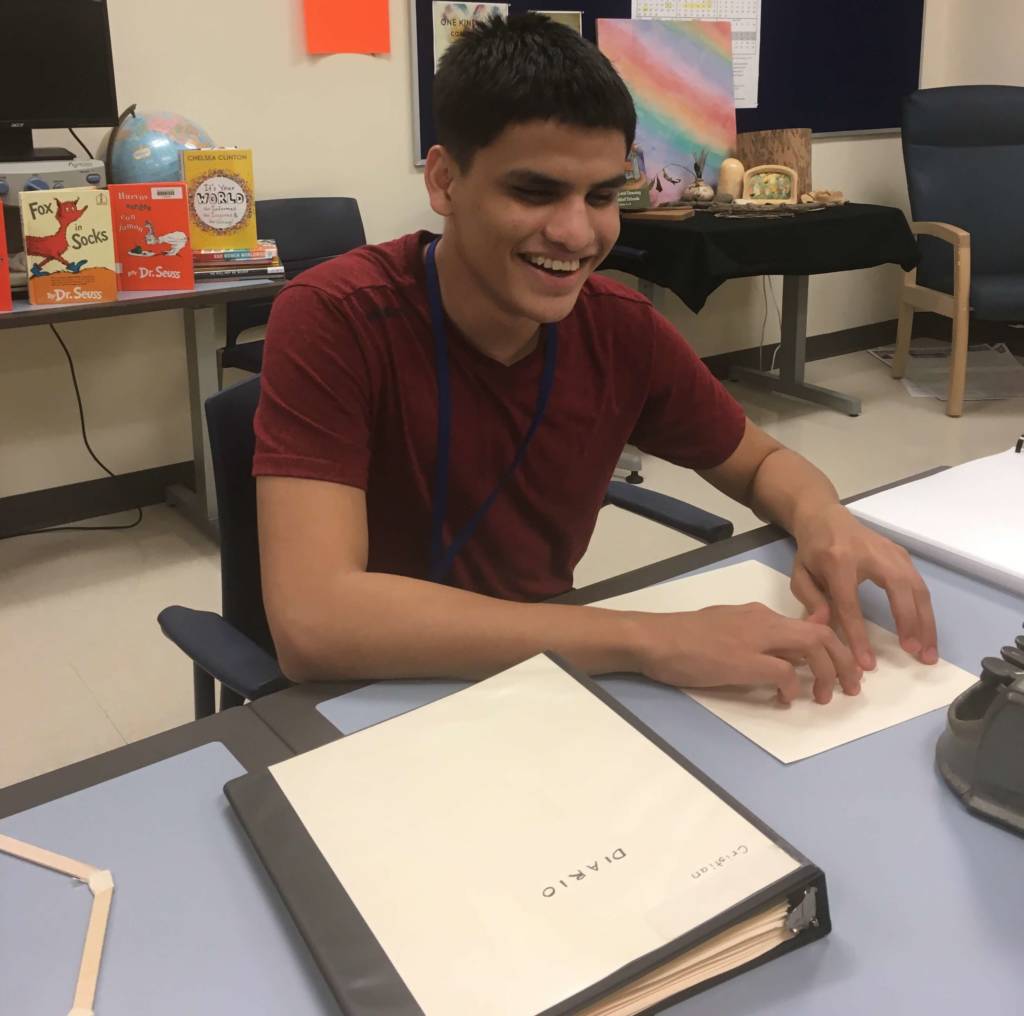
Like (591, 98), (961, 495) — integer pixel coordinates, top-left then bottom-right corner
(0, 0), (118, 162)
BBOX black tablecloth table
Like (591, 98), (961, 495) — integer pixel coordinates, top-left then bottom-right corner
(607, 203), (919, 415)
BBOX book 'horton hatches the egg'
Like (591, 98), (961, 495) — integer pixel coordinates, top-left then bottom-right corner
(20, 187), (117, 306)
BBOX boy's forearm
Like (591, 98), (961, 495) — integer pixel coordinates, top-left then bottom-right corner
(747, 447), (842, 537)
(273, 571), (643, 683)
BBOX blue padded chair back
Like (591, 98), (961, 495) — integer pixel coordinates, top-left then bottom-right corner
(902, 86), (1024, 290)
(205, 377), (274, 657)
(259, 196), (367, 278)
(225, 196), (366, 346)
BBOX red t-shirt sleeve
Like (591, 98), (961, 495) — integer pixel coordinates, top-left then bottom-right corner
(629, 303), (747, 470)
(252, 283), (375, 488)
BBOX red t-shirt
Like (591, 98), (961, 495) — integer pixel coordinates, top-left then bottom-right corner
(253, 231), (745, 601)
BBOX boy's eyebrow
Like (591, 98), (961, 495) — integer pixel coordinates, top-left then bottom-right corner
(503, 170), (629, 190)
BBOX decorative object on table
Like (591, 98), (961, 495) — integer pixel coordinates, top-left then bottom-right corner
(716, 156), (745, 199)
(621, 205), (696, 221)
(109, 182), (195, 292)
(20, 186), (117, 306)
(737, 128), (812, 198)
(99, 105), (216, 185)
(530, 9), (582, 33)
(715, 205), (795, 218)
(180, 148), (257, 253)
(681, 148), (716, 202)
(0, 833), (114, 1015)
(742, 164), (799, 204)
(714, 201), (826, 219)
(598, 18), (736, 207)
(801, 189), (846, 205)
(936, 634), (1024, 837)
(618, 141), (653, 210)
(0, 209), (11, 312)
(432, 3), (508, 71)
(303, 0), (390, 54)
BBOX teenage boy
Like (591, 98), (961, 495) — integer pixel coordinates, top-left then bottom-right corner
(254, 15), (936, 704)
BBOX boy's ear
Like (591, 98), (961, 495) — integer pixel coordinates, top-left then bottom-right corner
(424, 146), (459, 217)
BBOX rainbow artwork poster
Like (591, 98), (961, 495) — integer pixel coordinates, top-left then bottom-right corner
(598, 19), (736, 207)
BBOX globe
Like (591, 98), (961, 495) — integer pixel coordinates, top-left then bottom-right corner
(100, 108), (216, 184)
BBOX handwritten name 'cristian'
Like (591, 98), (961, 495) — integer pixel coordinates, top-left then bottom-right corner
(692, 845), (749, 880)
(543, 849), (627, 898)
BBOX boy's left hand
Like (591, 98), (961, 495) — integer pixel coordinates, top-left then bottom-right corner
(790, 504), (938, 671)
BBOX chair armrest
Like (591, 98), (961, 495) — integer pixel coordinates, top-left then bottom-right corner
(911, 221), (971, 248)
(604, 481), (734, 544)
(157, 606), (291, 701)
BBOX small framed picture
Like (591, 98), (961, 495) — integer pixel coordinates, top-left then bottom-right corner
(742, 165), (799, 204)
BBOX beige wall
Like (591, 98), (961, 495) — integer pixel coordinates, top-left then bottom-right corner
(923, 0), (1024, 88)
(0, 0), (1003, 497)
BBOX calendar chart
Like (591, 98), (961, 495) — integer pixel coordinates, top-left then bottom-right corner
(632, 0), (761, 108)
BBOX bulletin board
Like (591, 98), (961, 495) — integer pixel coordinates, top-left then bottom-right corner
(411, 0), (925, 163)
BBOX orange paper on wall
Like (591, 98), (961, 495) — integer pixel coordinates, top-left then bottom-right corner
(304, 0), (390, 55)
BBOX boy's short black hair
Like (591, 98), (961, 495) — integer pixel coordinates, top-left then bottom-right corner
(433, 13), (636, 169)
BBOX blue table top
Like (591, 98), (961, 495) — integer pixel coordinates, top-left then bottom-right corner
(0, 742), (337, 1016)
(316, 541), (1024, 1015)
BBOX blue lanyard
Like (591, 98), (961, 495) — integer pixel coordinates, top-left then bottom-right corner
(425, 238), (558, 583)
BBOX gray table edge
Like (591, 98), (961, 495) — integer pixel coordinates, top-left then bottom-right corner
(0, 703), (293, 819)
(0, 278), (285, 329)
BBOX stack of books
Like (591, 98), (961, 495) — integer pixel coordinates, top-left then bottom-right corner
(193, 239), (285, 281)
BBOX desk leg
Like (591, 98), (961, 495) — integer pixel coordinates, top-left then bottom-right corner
(166, 305), (223, 540)
(730, 275), (862, 416)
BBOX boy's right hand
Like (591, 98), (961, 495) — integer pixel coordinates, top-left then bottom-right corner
(624, 603), (863, 705)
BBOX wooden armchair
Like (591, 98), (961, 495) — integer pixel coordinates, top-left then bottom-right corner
(895, 86), (1024, 417)
(892, 221), (970, 415)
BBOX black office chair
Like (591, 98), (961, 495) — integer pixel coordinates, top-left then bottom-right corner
(218, 196), (367, 382)
(893, 86), (1024, 416)
(158, 377), (735, 718)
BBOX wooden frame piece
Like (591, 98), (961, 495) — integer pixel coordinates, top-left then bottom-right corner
(0, 832), (114, 1016)
(891, 221), (971, 417)
(736, 128), (812, 197)
(741, 164), (799, 204)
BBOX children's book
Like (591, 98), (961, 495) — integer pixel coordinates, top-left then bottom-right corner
(109, 183), (194, 292)
(180, 149), (257, 252)
(0, 210), (11, 312)
(20, 187), (117, 306)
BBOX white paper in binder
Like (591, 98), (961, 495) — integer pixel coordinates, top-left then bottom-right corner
(848, 448), (1024, 597)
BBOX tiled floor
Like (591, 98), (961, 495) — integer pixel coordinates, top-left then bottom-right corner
(2, 349), (1021, 788)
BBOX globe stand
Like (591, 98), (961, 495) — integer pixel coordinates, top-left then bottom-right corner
(0, 126), (74, 163)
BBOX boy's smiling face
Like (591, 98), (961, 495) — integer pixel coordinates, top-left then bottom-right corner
(427, 120), (627, 327)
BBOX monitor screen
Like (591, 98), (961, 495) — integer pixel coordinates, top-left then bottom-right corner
(0, 0), (118, 129)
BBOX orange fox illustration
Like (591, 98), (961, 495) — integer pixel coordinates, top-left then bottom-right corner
(26, 198), (88, 275)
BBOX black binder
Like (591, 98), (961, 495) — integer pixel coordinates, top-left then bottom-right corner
(226, 659), (831, 1015)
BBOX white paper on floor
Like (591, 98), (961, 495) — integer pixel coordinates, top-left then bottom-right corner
(868, 341), (1024, 401)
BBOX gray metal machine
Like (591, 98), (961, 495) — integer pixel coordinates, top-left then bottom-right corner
(936, 630), (1024, 835)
